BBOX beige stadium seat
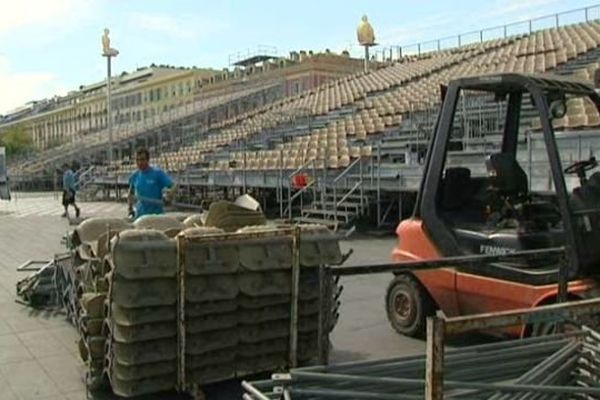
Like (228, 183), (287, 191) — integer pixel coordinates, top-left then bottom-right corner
(248, 159), (259, 170)
(219, 161), (230, 171)
(567, 110), (586, 128)
(545, 53), (557, 70)
(565, 45), (577, 59)
(285, 157), (296, 169)
(553, 116), (568, 130)
(338, 155), (350, 168)
(265, 157), (277, 170)
(586, 112), (600, 127)
(261, 158), (272, 170)
(575, 40), (587, 55)
(328, 155), (339, 169)
(355, 128), (367, 140)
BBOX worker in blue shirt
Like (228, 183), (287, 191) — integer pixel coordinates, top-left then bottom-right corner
(127, 148), (176, 219)
(61, 163), (81, 218)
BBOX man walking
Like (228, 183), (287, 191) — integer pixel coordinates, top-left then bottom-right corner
(61, 163), (81, 218)
(127, 148), (176, 219)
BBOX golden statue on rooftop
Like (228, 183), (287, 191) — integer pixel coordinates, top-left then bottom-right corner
(102, 28), (119, 57)
(357, 15), (375, 46)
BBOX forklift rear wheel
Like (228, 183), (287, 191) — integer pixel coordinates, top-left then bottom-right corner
(385, 274), (435, 338)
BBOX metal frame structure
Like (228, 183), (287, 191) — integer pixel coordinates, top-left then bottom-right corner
(425, 298), (600, 399)
(242, 295), (600, 400)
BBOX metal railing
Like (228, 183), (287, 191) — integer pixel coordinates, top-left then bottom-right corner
(75, 165), (96, 191)
(332, 156), (364, 225)
(375, 4), (600, 60)
(425, 298), (600, 399)
(284, 158), (317, 220)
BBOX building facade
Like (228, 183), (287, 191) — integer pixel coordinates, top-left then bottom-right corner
(0, 51), (365, 151)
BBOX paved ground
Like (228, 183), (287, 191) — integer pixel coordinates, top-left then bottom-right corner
(0, 192), (427, 399)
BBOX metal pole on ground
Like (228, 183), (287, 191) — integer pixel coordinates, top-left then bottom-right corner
(426, 317), (445, 400)
(289, 227), (301, 368)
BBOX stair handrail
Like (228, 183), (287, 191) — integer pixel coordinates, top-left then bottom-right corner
(282, 180), (316, 218)
(333, 156), (362, 183)
(285, 158), (316, 220)
(287, 158), (315, 179)
(75, 165), (96, 190)
(333, 156), (364, 226)
(337, 181), (362, 207)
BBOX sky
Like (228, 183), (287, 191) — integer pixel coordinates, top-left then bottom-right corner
(0, 0), (598, 115)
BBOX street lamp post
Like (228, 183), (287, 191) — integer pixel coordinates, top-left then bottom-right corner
(102, 28), (119, 164)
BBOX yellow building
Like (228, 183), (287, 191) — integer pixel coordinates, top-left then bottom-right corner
(0, 51), (365, 151)
(0, 66), (216, 150)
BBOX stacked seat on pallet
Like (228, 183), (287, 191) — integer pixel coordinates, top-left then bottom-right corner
(103, 229), (178, 397)
(63, 218), (342, 397)
(67, 218), (133, 389)
(180, 224), (342, 389)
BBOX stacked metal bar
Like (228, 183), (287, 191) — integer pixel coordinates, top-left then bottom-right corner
(244, 330), (600, 399)
(103, 229), (179, 397)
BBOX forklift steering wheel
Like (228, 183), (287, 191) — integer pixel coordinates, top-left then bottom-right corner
(563, 157), (597, 176)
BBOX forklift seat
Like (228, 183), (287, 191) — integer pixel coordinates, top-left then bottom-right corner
(486, 153), (528, 197)
(570, 171), (600, 274)
(441, 167), (472, 210)
(588, 171), (600, 194)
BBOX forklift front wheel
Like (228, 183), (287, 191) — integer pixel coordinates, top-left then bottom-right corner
(385, 274), (436, 338)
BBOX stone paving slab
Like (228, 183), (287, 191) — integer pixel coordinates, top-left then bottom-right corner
(0, 193), (424, 399)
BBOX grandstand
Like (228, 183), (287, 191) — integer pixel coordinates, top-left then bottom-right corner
(8, 5), (600, 230)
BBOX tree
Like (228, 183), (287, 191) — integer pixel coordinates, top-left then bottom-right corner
(0, 125), (33, 158)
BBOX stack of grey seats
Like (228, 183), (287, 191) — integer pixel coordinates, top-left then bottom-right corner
(66, 216), (342, 397)
(68, 218), (132, 389)
(103, 229), (179, 397)
(181, 224), (342, 388)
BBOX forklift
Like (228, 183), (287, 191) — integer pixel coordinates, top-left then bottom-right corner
(386, 73), (600, 338)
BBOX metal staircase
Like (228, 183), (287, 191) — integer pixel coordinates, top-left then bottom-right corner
(75, 166), (101, 201)
(292, 157), (370, 230)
